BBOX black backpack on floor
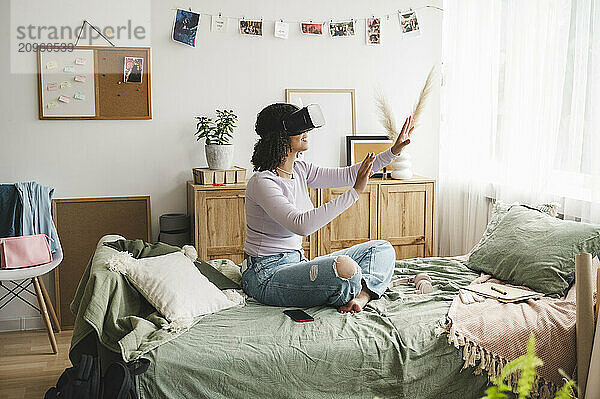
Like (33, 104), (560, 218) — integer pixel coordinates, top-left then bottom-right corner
(102, 358), (150, 399)
(44, 354), (150, 399)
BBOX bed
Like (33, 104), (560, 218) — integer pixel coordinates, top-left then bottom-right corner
(70, 208), (599, 399)
(135, 257), (489, 399)
(70, 236), (489, 399)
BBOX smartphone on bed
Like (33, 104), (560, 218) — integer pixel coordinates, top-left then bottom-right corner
(283, 309), (314, 322)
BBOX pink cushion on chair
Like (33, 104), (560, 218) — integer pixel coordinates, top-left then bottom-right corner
(0, 234), (52, 269)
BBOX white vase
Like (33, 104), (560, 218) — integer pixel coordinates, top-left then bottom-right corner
(205, 144), (234, 170)
(390, 151), (413, 179)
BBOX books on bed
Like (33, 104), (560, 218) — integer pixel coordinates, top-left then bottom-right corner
(462, 282), (544, 303)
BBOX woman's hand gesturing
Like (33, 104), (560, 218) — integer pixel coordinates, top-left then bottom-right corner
(353, 152), (375, 194)
(391, 116), (414, 156)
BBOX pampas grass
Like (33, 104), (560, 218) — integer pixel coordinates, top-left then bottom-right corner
(375, 65), (437, 141)
(375, 90), (400, 140)
(411, 65), (436, 130)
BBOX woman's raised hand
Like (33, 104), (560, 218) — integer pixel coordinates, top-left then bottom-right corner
(353, 152), (375, 194)
(391, 116), (414, 156)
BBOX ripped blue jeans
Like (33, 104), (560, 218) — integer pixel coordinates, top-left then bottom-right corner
(242, 240), (396, 308)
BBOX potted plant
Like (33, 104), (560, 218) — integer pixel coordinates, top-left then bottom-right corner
(194, 109), (237, 170)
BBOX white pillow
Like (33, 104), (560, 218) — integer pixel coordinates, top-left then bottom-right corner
(106, 250), (236, 331)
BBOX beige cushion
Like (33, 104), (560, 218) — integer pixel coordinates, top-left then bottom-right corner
(107, 250), (236, 331)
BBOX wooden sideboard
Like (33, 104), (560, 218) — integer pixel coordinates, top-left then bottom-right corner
(187, 177), (435, 263)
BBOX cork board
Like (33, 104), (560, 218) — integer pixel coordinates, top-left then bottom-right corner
(38, 46), (151, 120)
(95, 47), (151, 119)
(52, 196), (151, 329)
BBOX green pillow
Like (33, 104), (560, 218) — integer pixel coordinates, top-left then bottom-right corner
(467, 205), (600, 297)
(103, 239), (240, 290)
(195, 259), (240, 290)
(471, 201), (560, 253)
(104, 239), (180, 258)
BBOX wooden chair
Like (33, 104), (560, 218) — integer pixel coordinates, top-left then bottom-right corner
(0, 237), (62, 353)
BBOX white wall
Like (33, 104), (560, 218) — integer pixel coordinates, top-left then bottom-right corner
(0, 0), (441, 330)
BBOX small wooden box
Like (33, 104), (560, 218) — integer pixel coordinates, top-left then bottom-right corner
(193, 166), (247, 185)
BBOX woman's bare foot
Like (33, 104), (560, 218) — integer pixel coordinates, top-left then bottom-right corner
(338, 290), (371, 314)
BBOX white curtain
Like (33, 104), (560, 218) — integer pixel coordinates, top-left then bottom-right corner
(439, 0), (600, 256)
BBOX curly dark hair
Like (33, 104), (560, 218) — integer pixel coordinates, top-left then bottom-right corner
(251, 103), (298, 172)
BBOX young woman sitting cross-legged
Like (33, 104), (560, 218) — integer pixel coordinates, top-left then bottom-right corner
(243, 103), (413, 313)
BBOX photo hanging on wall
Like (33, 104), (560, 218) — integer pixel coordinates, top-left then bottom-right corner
(124, 57), (143, 83)
(274, 21), (289, 39)
(329, 20), (356, 37)
(366, 17), (381, 45)
(240, 19), (263, 36)
(399, 10), (420, 37)
(172, 8), (201, 46)
(301, 22), (324, 36)
(211, 14), (228, 33)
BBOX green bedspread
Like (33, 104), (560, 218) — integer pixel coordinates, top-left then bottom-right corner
(137, 258), (489, 399)
(70, 236), (489, 398)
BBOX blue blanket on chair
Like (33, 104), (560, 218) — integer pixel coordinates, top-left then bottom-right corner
(0, 184), (18, 238)
(0, 182), (59, 253)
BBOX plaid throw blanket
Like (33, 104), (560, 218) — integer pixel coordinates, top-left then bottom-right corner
(443, 276), (580, 399)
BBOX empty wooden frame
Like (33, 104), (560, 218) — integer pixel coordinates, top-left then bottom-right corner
(285, 88), (356, 167)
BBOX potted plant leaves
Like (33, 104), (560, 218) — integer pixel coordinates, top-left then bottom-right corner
(194, 109), (237, 170)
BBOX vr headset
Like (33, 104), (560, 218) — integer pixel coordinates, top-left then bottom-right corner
(282, 104), (326, 135)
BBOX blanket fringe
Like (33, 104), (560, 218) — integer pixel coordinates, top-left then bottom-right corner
(442, 320), (558, 399)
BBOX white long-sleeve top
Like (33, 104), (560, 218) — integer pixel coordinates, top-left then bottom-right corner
(244, 148), (398, 256)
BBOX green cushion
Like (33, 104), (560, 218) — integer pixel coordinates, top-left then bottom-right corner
(103, 239), (240, 290)
(471, 201), (559, 253)
(467, 205), (600, 297)
(104, 239), (181, 258)
(195, 259), (240, 290)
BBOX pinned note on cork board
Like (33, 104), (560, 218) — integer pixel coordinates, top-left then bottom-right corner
(38, 46), (152, 120)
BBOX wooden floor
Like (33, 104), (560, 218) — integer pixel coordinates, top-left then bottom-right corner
(0, 329), (72, 399)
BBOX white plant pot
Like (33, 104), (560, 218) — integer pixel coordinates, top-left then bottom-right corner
(390, 151), (413, 179)
(205, 144), (234, 170)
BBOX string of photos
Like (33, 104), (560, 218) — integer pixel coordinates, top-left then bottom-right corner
(171, 5), (442, 47)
